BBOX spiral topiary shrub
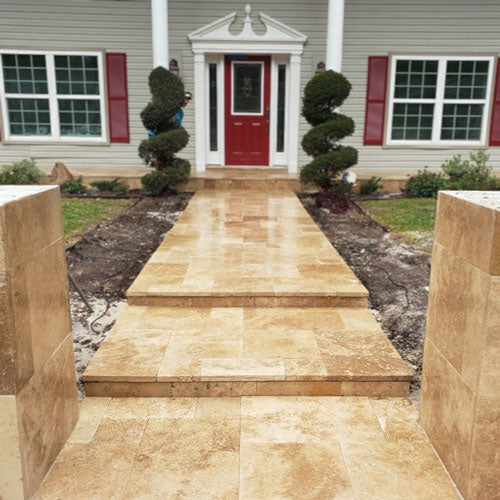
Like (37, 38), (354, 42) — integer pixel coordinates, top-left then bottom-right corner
(138, 67), (190, 194)
(300, 71), (358, 193)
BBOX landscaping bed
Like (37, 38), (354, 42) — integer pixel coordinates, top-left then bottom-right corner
(65, 192), (192, 397)
(299, 193), (432, 404)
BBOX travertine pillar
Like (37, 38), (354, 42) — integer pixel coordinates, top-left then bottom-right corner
(0, 186), (78, 499)
(420, 191), (500, 500)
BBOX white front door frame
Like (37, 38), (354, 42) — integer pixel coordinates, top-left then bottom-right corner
(188, 5), (307, 172)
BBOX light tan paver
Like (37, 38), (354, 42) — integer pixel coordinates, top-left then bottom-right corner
(83, 306), (412, 397)
(34, 396), (460, 500)
(127, 190), (368, 307)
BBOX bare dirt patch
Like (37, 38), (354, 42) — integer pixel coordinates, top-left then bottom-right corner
(299, 194), (431, 405)
(66, 192), (192, 398)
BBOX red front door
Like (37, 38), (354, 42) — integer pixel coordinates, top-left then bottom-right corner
(225, 55), (270, 166)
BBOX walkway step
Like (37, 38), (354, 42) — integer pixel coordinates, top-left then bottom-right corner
(127, 190), (368, 308)
(83, 305), (412, 398)
(35, 396), (460, 499)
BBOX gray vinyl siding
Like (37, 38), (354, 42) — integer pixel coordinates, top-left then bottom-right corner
(342, 0), (500, 172)
(1, 0), (500, 173)
(0, 0), (152, 170)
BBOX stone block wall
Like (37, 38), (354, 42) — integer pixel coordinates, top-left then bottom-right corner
(0, 186), (79, 498)
(420, 191), (500, 499)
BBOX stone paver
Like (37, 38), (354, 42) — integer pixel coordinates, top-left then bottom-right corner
(127, 190), (368, 307)
(83, 306), (412, 397)
(35, 396), (460, 500)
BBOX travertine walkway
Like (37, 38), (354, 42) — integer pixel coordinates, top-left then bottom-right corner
(36, 396), (459, 499)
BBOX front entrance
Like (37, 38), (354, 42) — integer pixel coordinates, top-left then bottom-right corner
(224, 55), (270, 166)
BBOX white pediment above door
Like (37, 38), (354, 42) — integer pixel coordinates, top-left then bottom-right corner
(188, 4), (307, 54)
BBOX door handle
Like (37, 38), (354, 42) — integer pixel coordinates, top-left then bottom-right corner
(265, 106), (270, 134)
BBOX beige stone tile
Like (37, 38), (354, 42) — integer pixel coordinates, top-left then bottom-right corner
(341, 381), (409, 396)
(338, 307), (383, 332)
(16, 334), (78, 498)
(254, 296), (317, 307)
(241, 396), (385, 444)
(478, 277), (500, 397)
(317, 296), (368, 307)
(122, 418), (240, 499)
(191, 296), (255, 307)
(420, 339), (475, 495)
(341, 439), (460, 500)
(426, 243), (490, 392)
(195, 397), (241, 418)
(171, 381), (256, 397)
(244, 329), (321, 359)
(3, 187), (62, 269)
(368, 398), (427, 442)
(0, 395), (23, 499)
(67, 397), (111, 444)
(104, 397), (196, 419)
(240, 442), (354, 499)
(283, 358), (328, 381)
(256, 381), (341, 396)
(11, 240), (71, 384)
(434, 191), (459, 250)
(83, 331), (171, 382)
(316, 330), (412, 381)
(0, 273), (16, 395)
(200, 357), (285, 381)
(467, 396), (500, 500)
(84, 381), (172, 397)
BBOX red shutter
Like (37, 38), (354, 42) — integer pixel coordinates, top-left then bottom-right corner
(364, 56), (389, 145)
(106, 53), (130, 143)
(489, 59), (500, 146)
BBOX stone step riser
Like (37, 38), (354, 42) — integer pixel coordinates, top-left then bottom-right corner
(85, 380), (410, 398)
(127, 295), (368, 308)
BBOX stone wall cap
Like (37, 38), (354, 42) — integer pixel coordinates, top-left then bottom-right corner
(0, 185), (58, 206)
(440, 190), (500, 211)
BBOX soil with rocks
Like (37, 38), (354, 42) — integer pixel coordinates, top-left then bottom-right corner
(299, 194), (432, 405)
(66, 192), (192, 398)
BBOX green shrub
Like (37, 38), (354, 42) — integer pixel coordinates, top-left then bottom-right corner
(138, 66), (190, 195)
(299, 71), (357, 196)
(0, 158), (41, 184)
(61, 178), (86, 194)
(359, 176), (383, 195)
(141, 159), (190, 195)
(90, 178), (129, 194)
(405, 169), (447, 198)
(441, 151), (500, 190)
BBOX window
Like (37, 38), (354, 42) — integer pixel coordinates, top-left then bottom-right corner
(232, 61), (263, 115)
(276, 64), (286, 152)
(0, 50), (107, 142)
(387, 56), (494, 146)
(208, 63), (217, 152)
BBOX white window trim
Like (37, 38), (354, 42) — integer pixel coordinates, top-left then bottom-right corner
(0, 48), (107, 143)
(230, 60), (264, 116)
(206, 55), (225, 166)
(386, 55), (495, 147)
(270, 56), (289, 166)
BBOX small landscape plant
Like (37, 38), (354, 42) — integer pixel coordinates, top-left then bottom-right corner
(441, 151), (500, 190)
(300, 70), (357, 213)
(405, 169), (447, 198)
(359, 176), (383, 195)
(0, 158), (41, 184)
(90, 178), (129, 194)
(139, 66), (190, 195)
(61, 178), (86, 194)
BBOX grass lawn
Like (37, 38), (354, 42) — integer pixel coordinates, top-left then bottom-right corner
(62, 198), (131, 243)
(361, 198), (437, 252)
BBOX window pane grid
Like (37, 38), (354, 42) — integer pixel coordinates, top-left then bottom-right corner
(54, 55), (99, 95)
(2, 54), (48, 94)
(58, 99), (102, 136)
(390, 57), (491, 144)
(7, 98), (51, 135)
(440, 104), (483, 141)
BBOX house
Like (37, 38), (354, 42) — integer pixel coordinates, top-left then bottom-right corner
(0, 0), (499, 188)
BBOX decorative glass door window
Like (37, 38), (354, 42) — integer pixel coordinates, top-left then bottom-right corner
(0, 50), (106, 142)
(387, 56), (494, 146)
(232, 61), (263, 114)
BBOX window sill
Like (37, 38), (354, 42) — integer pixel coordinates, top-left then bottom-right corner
(1, 138), (111, 146)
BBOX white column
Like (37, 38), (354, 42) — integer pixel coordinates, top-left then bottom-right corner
(288, 53), (302, 174)
(151, 0), (168, 68)
(193, 52), (206, 172)
(326, 0), (345, 72)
